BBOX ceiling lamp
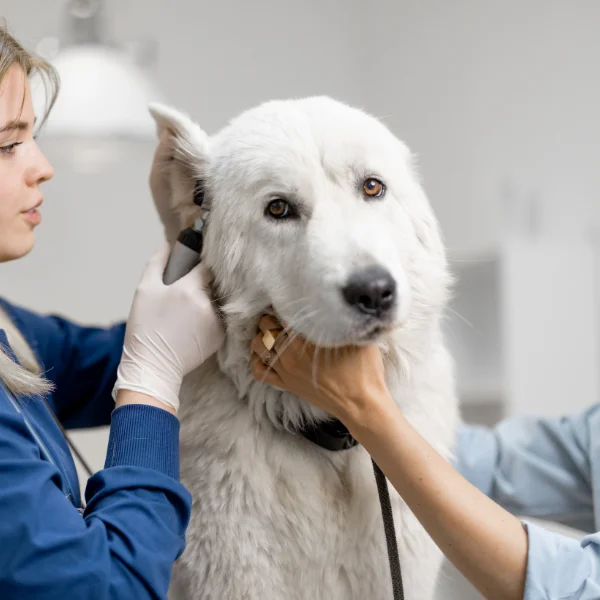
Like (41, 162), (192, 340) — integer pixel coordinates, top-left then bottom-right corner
(32, 0), (163, 171)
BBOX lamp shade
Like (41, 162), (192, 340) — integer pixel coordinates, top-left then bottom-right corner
(42, 44), (162, 139)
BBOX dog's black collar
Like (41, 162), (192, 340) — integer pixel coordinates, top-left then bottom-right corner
(296, 418), (358, 452)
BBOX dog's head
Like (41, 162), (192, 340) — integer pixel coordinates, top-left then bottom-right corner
(150, 97), (450, 425)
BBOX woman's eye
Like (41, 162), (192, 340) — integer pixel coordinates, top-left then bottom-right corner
(266, 199), (292, 219)
(363, 177), (386, 199)
(0, 142), (22, 156)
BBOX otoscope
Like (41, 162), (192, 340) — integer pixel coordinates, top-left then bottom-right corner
(162, 183), (206, 285)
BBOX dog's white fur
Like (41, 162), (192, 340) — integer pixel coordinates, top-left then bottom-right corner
(150, 96), (459, 600)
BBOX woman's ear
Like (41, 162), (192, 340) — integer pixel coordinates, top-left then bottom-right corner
(148, 103), (210, 243)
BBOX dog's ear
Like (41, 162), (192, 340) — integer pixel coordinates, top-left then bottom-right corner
(148, 103), (209, 244)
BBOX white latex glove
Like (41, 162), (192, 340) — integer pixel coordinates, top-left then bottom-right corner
(113, 243), (225, 412)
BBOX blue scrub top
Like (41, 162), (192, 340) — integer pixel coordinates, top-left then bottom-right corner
(0, 298), (191, 599)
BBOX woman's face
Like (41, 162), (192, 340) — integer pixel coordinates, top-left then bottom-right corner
(0, 65), (53, 262)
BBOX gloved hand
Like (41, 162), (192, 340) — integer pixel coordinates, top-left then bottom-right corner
(149, 132), (181, 245)
(113, 243), (225, 412)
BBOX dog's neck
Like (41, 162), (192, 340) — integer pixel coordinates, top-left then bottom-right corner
(215, 311), (443, 433)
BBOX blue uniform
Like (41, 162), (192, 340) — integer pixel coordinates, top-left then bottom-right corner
(0, 298), (191, 599)
(457, 406), (600, 599)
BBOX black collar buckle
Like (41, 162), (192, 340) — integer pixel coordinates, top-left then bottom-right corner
(295, 418), (358, 452)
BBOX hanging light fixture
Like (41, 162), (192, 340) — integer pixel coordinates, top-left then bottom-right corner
(32, 0), (163, 171)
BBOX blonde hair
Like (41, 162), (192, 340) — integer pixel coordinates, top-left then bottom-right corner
(0, 23), (58, 397)
(0, 307), (53, 396)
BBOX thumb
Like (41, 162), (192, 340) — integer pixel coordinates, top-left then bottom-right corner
(140, 242), (171, 282)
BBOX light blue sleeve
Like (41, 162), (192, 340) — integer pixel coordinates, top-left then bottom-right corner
(454, 404), (598, 533)
(454, 405), (600, 598)
(523, 521), (600, 599)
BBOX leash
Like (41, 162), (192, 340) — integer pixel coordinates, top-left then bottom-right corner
(297, 418), (405, 599)
(372, 459), (405, 600)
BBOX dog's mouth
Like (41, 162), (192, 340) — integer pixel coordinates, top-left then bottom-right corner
(356, 324), (389, 342)
(263, 304), (394, 346)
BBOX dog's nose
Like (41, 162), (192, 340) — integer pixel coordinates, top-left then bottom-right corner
(342, 267), (397, 317)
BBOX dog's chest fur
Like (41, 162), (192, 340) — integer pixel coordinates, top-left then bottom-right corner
(170, 330), (458, 600)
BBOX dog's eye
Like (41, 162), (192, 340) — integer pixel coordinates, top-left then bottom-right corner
(266, 199), (291, 219)
(363, 178), (386, 199)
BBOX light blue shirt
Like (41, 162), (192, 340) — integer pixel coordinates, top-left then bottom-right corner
(456, 404), (600, 599)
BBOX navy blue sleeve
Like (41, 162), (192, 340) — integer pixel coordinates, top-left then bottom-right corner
(0, 299), (125, 429)
(0, 391), (192, 599)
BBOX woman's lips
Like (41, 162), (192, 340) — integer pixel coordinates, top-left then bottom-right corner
(21, 199), (43, 226)
(22, 208), (41, 226)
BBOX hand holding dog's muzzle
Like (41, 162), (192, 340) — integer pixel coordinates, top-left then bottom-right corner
(250, 314), (390, 430)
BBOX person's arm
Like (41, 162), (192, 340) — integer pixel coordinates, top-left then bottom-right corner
(1, 243), (224, 598)
(0, 382), (190, 599)
(354, 396), (600, 600)
(354, 395), (600, 600)
(250, 316), (600, 600)
(0, 297), (125, 429)
(355, 397), (528, 599)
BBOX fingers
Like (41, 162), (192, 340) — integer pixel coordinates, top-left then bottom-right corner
(257, 314), (282, 334)
(273, 328), (312, 365)
(256, 314), (312, 361)
(257, 315), (285, 357)
(272, 328), (289, 353)
(252, 314), (318, 389)
(138, 242), (171, 285)
(151, 241), (172, 266)
(257, 314), (295, 355)
(250, 324), (291, 379)
(251, 354), (285, 389)
(250, 333), (272, 365)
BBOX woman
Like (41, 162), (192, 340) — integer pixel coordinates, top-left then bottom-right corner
(251, 314), (600, 600)
(0, 26), (223, 598)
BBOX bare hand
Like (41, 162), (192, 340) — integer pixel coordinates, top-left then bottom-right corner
(250, 315), (392, 428)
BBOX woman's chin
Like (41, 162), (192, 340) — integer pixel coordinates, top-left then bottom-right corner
(0, 233), (36, 263)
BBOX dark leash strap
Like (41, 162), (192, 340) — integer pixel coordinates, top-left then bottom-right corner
(297, 418), (405, 599)
(372, 459), (405, 600)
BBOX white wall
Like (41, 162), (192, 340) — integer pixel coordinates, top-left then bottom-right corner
(4, 0), (600, 316)
(366, 0), (600, 256)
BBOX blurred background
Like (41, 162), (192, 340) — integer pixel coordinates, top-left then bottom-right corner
(1, 1), (599, 597)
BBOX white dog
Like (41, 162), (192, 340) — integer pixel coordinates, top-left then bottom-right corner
(149, 96), (459, 600)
